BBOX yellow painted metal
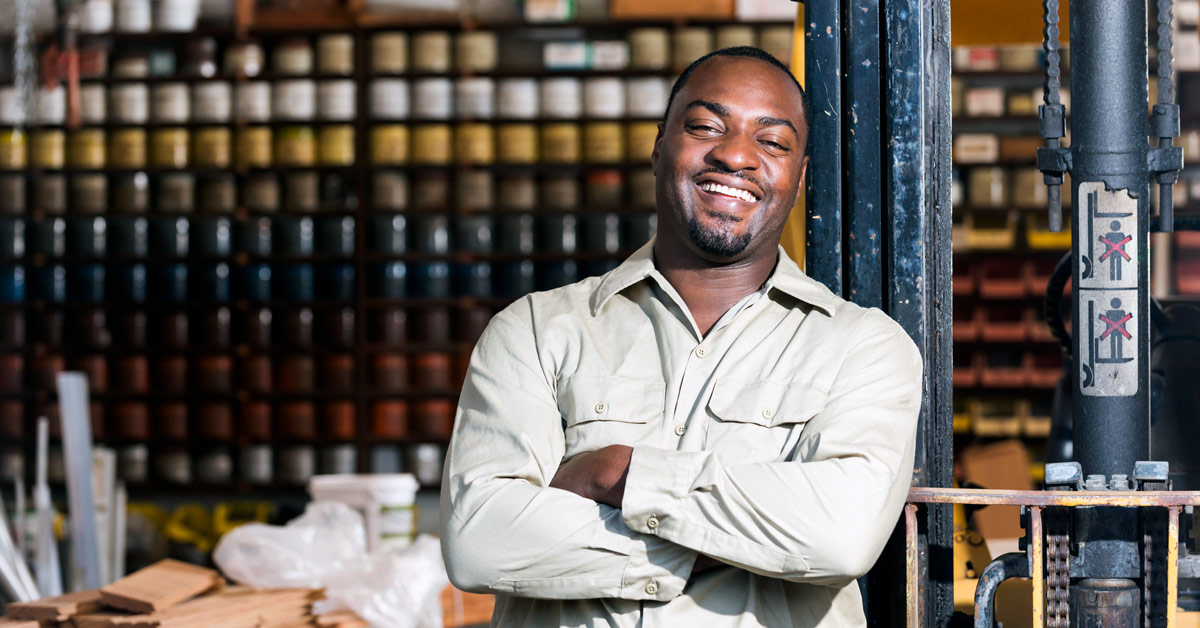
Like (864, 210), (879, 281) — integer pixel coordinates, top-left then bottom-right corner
(1030, 506), (1043, 628)
(1170, 507), (1180, 627)
(905, 503), (920, 628)
(781, 1), (806, 268)
(910, 486), (1200, 508)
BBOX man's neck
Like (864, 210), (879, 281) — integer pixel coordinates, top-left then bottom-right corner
(653, 240), (777, 337)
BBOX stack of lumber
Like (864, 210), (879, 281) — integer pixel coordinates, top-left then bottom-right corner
(441, 587), (495, 628)
(1, 560), (324, 628)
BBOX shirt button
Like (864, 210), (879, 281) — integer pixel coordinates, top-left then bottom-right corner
(694, 346), (707, 358)
(594, 401), (607, 414)
(762, 408), (774, 419)
(647, 516), (660, 529)
(674, 424), (686, 436)
(645, 582), (659, 595)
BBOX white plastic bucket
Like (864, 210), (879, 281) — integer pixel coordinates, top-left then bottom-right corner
(309, 473), (420, 551)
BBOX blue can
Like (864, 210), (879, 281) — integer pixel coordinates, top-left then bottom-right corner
(151, 216), (190, 257)
(0, 265), (25, 303)
(498, 261), (535, 298)
(238, 217), (273, 257)
(111, 264), (148, 302)
(372, 262), (407, 299)
(193, 263), (231, 302)
(369, 214), (407, 254)
(67, 216), (107, 258)
(319, 216), (356, 256)
(241, 264), (272, 302)
(154, 263), (188, 302)
(497, 215), (535, 254)
(31, 265), (66, 303)
(192, 217), (233, 257)
(108, 217), (149, 257)
(277, 263), (315, 301)
(457, 262), (493, 298)
(31, 218), (65, 257)
(69, 264), (105, 303)
(321, 263), (356, 301)
(538, 260), (579, 291)
(412, 262), (451, 298)
(0, 218), (25, 260)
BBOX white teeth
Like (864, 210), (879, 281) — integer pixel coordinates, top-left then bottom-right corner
(700, 182), (757, 203)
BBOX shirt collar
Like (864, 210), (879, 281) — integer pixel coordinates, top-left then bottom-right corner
(590, 237), (842, 317)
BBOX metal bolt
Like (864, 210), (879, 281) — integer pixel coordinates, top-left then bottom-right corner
(1109, 474), (1130, 490)
(1084, 474), (1108, 491)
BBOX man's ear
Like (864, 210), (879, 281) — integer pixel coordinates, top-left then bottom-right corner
(650, 123), (664, 171)
(796, 155), (810, 196)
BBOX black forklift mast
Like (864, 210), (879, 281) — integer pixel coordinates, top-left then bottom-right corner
(800, 1), (954, 625)
(803, 0), (1190, 625)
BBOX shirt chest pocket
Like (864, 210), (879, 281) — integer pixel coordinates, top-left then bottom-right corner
(705, 378), (828, 463)
(557, 375), (665, 458)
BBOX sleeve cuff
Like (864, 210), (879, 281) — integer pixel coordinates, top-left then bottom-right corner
(621, 446), (711, 536)
(618, 534), (697, 600)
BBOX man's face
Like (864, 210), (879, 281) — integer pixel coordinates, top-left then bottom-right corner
(652, 56), (809, 263)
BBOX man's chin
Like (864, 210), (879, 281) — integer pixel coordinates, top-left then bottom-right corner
(687, 220), (752, 260)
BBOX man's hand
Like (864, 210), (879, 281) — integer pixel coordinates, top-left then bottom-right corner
(549, 445), (633, 508)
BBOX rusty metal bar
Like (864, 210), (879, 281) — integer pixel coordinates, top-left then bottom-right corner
(1168, 506), (1179, 627)
(905, 503), (919, 628)
(1030, 506), (1044, 628)
(908, 487), (1200, 507)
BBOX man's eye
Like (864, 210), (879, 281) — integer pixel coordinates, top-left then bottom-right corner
(761, 140), (789, 151)
(686, 124), (719, 134)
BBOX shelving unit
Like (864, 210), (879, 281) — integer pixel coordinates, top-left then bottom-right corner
(0, 10), (795, 496)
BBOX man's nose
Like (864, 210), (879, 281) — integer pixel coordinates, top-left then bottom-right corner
(705, 131), (760, 172)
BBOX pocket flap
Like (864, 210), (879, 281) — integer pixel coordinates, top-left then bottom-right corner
(558, 375), (665, 426)
(707, 378), (827, 427)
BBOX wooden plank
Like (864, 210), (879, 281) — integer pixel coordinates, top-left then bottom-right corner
(99, 560), (223, 614)
(7, 589), (103, 621)
(0, 618), (42, 627)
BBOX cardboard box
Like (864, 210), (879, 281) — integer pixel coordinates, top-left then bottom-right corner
(610, 0), (733, 19)
(960, 439), (1033, 544)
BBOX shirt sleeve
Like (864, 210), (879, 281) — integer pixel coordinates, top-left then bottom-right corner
(440, 298), (698, 601)
(620, 309), (923, 586)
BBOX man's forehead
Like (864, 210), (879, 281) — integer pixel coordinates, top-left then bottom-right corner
(678, 57), (805, 118)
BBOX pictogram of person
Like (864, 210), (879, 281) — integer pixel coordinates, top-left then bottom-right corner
(1099, 221), (1132, 282)
(1098, 297), (1132, 362)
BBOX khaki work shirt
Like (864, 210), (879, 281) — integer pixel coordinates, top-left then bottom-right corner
(441, 239), (923, 627)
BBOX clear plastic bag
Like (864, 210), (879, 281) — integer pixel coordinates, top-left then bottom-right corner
(213, 500), (447, 628)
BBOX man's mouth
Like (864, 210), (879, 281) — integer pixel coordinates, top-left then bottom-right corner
(697, 181), (760, 204)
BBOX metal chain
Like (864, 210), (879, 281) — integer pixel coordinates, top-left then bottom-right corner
(1042, 0), (1062, 105)
(1145, 527), (1154, 628)
(1158, 0), (1176, 106)
(1046, 507), (1070, 628)
(1143, 509), (1169, 628)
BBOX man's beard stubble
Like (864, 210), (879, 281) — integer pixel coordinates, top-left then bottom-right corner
(687, 211), (752, 258)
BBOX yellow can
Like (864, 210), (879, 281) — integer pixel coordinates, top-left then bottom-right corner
(370, 124), (409, 165)
(32, 130), (66, 169)
(0, 130), (26, 170)
(541, 123), (580, 164)
(236, 127), (272, 168)
(411, 124), (452, 165)
(627, 121), (660, 163)
(274, 126), (316, 167)
(584, 122), (625, 163)
(108, 129), (147, 169)
(151, 128), (190, 168)
(628, 28), (670, 70)
(319, 125), (355, 166)
(455, 123), (494, 165)
(193, 127), (232, 168)
(497, 124), (537, 164)
(69, 129), (106, 169)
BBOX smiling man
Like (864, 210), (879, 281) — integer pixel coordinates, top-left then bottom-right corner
(441, 47), (923, 627)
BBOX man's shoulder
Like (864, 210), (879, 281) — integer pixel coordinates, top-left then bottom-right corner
(490, 275), (607, 326)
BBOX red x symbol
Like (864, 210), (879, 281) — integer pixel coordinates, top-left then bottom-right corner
(1099, 236), (1132, 262)
(1099, 314), (1132, 340)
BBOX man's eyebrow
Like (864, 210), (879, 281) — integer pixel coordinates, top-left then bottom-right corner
(756, 116), (798, 136)
(684, 100), (730, 117)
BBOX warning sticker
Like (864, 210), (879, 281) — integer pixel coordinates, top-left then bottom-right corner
(1078, 182), (1137, 290)
(1079, 289), (1138, 396)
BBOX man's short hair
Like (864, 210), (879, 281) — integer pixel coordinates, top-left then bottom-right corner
(664, 46), (812, 157)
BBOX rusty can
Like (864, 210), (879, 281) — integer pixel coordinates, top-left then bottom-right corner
(323, 353), (355, 393)
(196, 355), (233, 393)
(372, 401), (408, 439)
(156, 403), (188, 441)
(241, 402), (272, 441)
(278, 402), (317, 441)
(412, 352), (454, 390)
(323, 401), (355, 440)
(372, 353), (409, 391)
(197, 403), (234, 441)
(413, 399), (455, 439)
(156, 355), (188, 392)
(112, 402), (151, 441)
(278, 355), (316, 393)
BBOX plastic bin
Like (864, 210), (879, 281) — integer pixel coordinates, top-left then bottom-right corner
(308, 473), (420, 551)
(978, 257), (1025, 298)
